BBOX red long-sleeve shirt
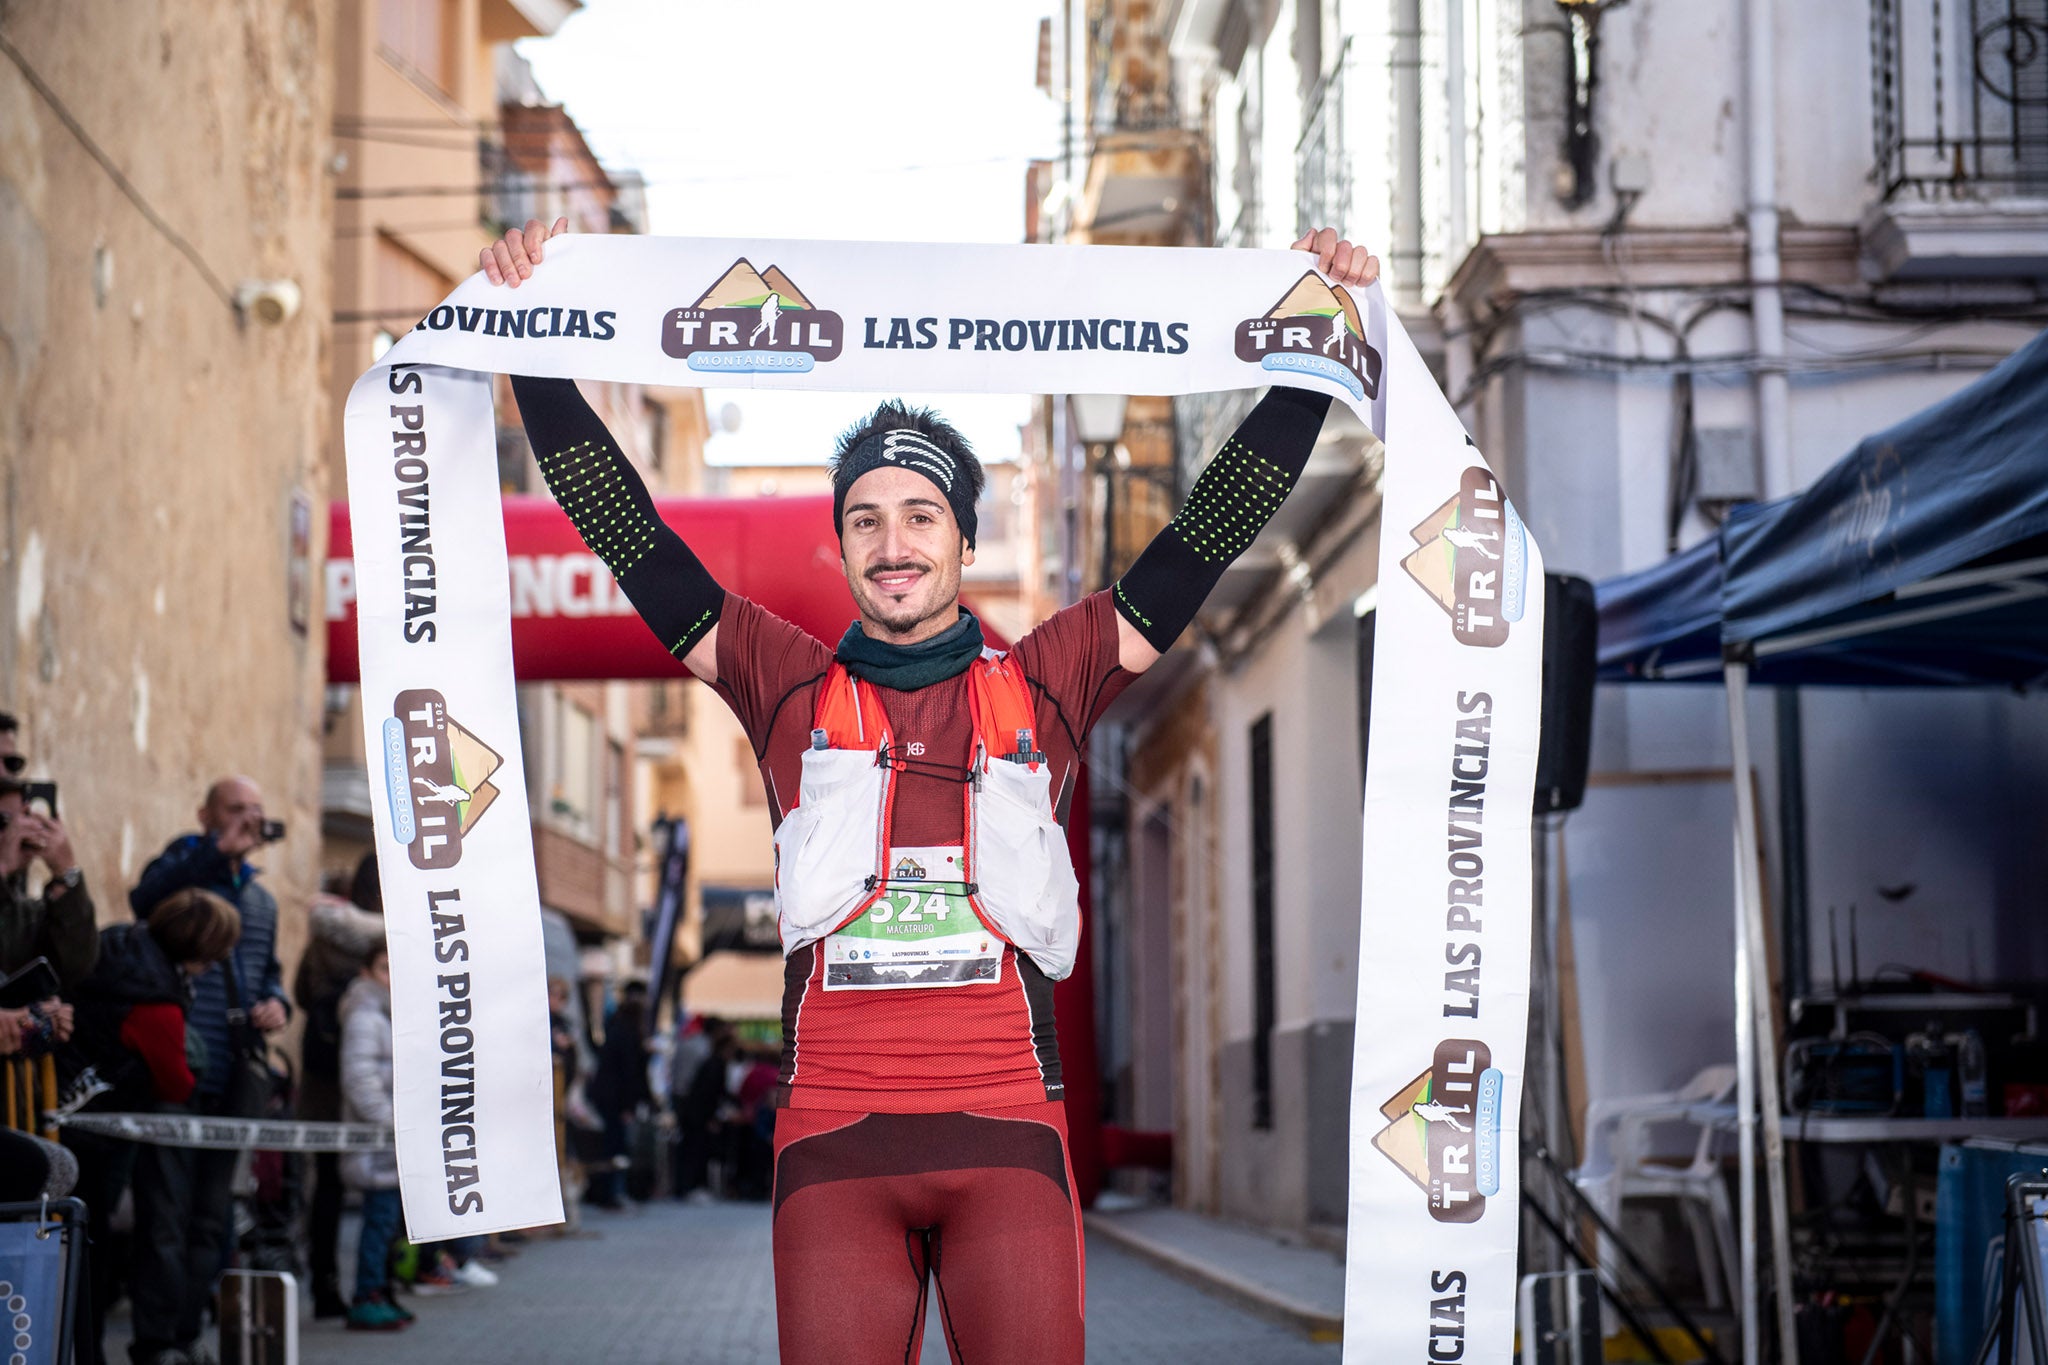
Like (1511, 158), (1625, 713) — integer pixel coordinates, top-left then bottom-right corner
(120, 1002), (196, 1104)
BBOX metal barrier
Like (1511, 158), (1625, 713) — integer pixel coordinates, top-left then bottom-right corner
(1, 1055), (59, 1141)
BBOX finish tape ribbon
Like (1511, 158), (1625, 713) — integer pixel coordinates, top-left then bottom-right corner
(345, 234), (1543, 1361)
(51, 1112), (394, 1151)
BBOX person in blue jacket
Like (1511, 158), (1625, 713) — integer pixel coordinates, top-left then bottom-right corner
(129, 775), (292, 1357)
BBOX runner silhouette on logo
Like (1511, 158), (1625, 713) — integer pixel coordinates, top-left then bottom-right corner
(1412, 1099), (1473, 1132)
(1442, 524), (1501, 560)
(411, 777), (471, 808)
(1324, 314), (1347, 355)
(749, 292), (782, 347)
(481, 215), (1378, 1365)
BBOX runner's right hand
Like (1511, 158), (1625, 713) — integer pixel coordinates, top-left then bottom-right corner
(482, 217), (570, 288)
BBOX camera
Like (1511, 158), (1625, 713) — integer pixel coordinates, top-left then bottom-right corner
(260, 818), (287, 843)
(22, 780), (56, 817)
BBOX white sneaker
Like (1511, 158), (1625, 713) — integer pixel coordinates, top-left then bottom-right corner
(450, 1260), (500, 1288)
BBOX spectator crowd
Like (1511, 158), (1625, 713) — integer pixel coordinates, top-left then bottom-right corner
(0, 711), (778, 1364)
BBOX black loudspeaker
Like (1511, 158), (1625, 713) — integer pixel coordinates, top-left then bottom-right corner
(1534, 574), (1597, 814)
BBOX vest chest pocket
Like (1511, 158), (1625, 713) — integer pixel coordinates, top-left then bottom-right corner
(971, 758), (1082, 981)
(773, 747), (887, 952)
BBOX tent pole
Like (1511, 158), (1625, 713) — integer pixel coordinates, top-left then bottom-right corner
(1731, 812), (1758, 1365)
(1727, 660), (1800, 1363)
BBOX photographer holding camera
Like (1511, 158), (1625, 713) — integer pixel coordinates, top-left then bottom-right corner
(0, 773), (94, 1017)
(130, 776), (293, 1342)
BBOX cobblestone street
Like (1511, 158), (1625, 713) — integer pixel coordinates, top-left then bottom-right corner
(289, 1200), (1342, 1365)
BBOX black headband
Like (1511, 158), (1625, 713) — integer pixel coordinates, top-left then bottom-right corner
(833, 428), (978, 549)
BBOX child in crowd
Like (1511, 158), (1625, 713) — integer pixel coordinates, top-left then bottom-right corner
(61, 887), (241, 1365)
(338, 939), (413, 1331)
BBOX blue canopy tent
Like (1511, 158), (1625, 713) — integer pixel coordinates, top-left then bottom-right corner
(1592, 329), (2048, 1361)
(1601, 327), (2048, 685)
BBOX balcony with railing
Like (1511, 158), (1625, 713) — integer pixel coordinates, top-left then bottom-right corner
(1295, 41), (1353, 241)
(1074, 0), (1204, 243)
(1864, 0), (2048, 278)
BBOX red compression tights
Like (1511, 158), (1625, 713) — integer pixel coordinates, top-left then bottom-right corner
(771, 1101), (1084, 1365)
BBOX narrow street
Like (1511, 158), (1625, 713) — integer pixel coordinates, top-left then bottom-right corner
(288, 1200), (1343, 1365)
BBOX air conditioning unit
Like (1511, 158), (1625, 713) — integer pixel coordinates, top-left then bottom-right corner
(1695, 426), (1759, 503)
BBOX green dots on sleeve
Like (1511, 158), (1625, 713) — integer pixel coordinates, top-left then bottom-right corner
(1164, 439), (1298, 563)
(535, 439), (660, 576)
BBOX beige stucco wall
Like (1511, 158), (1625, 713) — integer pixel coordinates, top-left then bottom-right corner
(0, 1), (334, 946)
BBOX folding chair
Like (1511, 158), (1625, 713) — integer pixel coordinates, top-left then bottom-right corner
(0, 1197), (87, 1365)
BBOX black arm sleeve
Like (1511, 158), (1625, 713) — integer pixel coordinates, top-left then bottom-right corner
(1111, 385), (1332, 652)
(510, 375), (724, 659)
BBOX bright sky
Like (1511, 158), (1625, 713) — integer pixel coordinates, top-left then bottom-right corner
(519, 0), (1061, 468)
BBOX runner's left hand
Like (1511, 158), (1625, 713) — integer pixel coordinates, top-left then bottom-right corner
(1291, 228), (1379, 288)
(482, 217), (571, 288)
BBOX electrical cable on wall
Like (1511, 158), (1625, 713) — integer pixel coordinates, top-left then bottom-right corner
(0, 28), (237, 309)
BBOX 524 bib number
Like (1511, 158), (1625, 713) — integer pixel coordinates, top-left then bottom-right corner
(822, 846), (1002, 991)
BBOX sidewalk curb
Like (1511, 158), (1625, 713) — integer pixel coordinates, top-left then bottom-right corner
(1084, 1211), (1345, 1342)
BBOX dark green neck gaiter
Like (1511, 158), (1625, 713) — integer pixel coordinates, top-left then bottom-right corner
(835, 611), (985, 691)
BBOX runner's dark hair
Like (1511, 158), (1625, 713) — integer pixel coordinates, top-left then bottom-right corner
(829, 401), (986, 506)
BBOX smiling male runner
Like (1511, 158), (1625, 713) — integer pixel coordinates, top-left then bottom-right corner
(482, 220), (1377, 1364)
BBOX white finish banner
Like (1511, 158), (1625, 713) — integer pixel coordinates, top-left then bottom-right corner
(344, 237), (1543, 1345)
(1344, 315), (1546, 1362)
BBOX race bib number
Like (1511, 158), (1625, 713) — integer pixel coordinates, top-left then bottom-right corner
(823, 846), (1002, 990)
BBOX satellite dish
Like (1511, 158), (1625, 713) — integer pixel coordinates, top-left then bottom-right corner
(719, 403), (743, 435)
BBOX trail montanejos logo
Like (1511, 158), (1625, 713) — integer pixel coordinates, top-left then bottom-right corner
(383, 689), (505, 869)
(1370, 1039), (1504, 1224)
(1399, 466), (1530, 647)
(1233, 271), (1384, 401)
(661, 260), (844, 374)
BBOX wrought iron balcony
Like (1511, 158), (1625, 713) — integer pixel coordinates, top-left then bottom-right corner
(1871, 0), (2048, 200)
(1295, 41), (1354, 238)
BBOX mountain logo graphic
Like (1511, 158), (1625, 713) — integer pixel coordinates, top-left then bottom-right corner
(661, 259), (844, 374)
(1233, 271), (1384, 401)
(892, 856), (928, 881)
(1370, 1039), (1504, 1224)
(382, 689), (505, 870)
(1399, 464), (1530, 648)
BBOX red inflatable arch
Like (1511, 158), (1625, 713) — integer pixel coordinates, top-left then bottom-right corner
(326, 498), (1110, 1205)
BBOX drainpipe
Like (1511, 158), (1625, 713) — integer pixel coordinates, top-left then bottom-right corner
(1445, 0), (1468, 259)
(1392, 0), (1425, 306)
(1744, 0), (1791, 498)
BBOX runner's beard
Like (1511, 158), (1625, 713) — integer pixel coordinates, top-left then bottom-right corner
(850, 558), (962, 642)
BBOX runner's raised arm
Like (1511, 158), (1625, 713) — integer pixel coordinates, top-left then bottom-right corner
(1108, 228), (1378, 672)
(485, 216), (726, 682)
(506, 374), (725, 683)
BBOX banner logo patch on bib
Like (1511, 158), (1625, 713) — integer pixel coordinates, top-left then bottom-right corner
(1234, 271), (1384, 402)
(824, 846), (1000, 990)
(661, 259), (844, 374)
(1370, 1038), (1505, 1224)
(384, 689), (506, 870)
(1399, 466), (1530, 648)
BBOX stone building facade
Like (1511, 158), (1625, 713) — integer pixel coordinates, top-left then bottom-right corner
(0, 0), (334, 942)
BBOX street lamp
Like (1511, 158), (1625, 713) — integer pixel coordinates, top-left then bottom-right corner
(1069, 395), (1130, 591)
(1069, 393), (1129, 447)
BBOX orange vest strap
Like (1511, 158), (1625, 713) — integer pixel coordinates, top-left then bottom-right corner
(813, 664), (890, 750)
(966, 650), (1042, 764)
(812, 655), (1038, 761)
